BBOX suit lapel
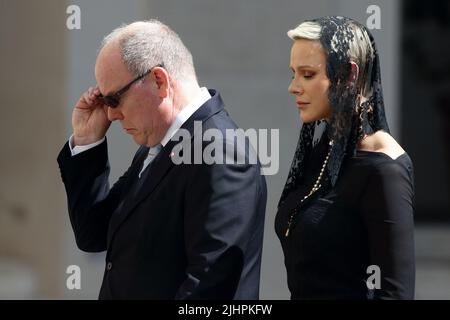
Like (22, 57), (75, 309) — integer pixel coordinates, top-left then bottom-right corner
(107, 89), (225, 245)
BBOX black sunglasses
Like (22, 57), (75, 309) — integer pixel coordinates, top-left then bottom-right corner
(97, 64), (163, 108)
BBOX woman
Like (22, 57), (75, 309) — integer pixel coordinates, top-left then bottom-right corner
(275, 16), (415, 299)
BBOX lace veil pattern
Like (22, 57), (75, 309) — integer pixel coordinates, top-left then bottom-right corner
(279, 16), (390, 207)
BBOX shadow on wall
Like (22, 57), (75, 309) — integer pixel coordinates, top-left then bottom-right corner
(403, 0), (450, 221)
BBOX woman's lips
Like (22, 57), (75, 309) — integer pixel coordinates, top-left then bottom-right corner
(296, 102), (310, 109)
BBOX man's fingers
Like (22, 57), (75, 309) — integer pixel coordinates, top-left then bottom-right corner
(88, 87), (96, 99)
(79, 90), (93, 107)
(84, 91), (93, 105)
(77, 87), (103, 109)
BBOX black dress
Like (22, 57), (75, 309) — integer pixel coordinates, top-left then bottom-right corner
(275, 135), (415, 299)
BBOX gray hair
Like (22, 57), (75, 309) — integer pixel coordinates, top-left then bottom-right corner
(287, 19), (374, 97)
(101, 20), (197, 84)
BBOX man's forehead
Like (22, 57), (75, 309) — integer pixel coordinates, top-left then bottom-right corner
(95, 43), (130, 94)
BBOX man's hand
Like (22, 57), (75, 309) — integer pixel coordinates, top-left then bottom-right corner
(72, 87), (111, 146)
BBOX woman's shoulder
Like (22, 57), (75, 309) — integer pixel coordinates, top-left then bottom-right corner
(350, 131), (413, 176)
(342, 133), (415, 207)
(357, 131), (406, 160)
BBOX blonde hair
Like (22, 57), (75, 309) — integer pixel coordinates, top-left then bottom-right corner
(287, 19), (375, 97)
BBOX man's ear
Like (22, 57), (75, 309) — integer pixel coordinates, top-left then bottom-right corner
(350, 61), (359, 84)
(152, 67), (170, 98)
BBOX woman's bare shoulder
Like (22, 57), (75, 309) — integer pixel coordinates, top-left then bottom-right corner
(358, 131), (406, 160)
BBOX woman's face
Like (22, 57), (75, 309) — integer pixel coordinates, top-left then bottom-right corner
(288, 39), (332, 123)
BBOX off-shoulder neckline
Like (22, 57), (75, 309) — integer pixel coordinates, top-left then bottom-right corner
(356, 150), (408, 161)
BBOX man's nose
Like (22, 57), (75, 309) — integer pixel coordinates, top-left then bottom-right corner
(107, 107), (124, 121)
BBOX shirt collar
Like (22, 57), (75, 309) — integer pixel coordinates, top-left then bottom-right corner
(160, 87), (211, 147)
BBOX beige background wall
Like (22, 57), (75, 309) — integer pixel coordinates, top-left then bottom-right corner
(0, 0), (67, 298)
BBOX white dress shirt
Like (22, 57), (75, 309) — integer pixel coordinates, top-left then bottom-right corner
(69, 87), (211, 177)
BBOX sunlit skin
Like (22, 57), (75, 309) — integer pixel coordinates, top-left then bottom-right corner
(72, 33), (202, 149)
(288, 38), (405, 159)
(288, 39), (332, 123)
(94, 41), (175, 147)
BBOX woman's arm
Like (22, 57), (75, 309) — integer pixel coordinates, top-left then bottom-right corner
(360, 160), (415, 299)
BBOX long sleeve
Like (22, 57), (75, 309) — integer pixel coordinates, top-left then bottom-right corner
(68, 134), (105, 156)
(57, 138), (144, 252)
(360, 160), (415, 299)
(175, 145), (267, 299)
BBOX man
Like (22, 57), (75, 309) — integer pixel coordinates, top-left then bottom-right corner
(57, 20), (267, 299)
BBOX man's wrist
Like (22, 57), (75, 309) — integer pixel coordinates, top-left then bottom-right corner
(72, 135), (103, 146)
(69, 135), (105, 156)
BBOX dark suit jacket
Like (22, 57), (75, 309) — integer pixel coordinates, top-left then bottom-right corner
(57, 89), (267, 299)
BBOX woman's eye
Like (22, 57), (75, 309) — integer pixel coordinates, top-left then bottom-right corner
(303, 73), (315, 79)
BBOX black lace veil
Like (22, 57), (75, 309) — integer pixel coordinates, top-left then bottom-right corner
(279, 16), (390, 207)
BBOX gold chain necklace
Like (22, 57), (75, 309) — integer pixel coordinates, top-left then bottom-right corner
(285, 140), (334, 237)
